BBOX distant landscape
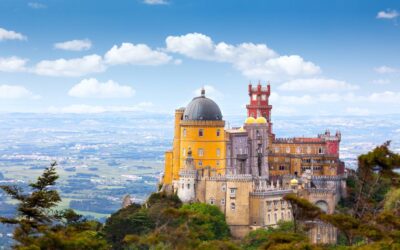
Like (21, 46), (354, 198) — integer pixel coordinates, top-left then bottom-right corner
(0, 112), (399, 246)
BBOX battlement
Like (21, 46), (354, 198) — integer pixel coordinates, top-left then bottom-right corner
(226, 174), (254, 182)
(274, 137), (324, 144)
(250, 189), (293, 197)
(311, 175), (345, 181)
(305, 188), (336, 195)
(179, 169), (197, 178)
(248, 82), (271, 95)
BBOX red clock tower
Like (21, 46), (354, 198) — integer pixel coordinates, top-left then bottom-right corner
(246, 82), (274, 136)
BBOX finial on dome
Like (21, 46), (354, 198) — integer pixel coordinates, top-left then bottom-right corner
(201, 87), (205, 97)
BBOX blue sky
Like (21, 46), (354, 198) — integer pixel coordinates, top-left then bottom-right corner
(0, 0), (399, 116)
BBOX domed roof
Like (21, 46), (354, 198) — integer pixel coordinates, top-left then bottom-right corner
(290, 178), (299, 185)
(183, 89), (222, 121)
(256, 117), (267, 124)
(238, 126), (245, 132)
(245, 117), (256, 124)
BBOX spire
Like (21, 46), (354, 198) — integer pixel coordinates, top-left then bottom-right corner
(201, 87), (205, 97)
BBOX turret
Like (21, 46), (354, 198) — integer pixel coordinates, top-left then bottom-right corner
(246, 81), (273, 136)
(177, 148), (197, 203)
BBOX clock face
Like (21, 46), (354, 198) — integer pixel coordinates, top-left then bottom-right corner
(252, 94), (257, 101)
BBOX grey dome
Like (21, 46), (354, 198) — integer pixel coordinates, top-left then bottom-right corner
(183, 90), (222, 121)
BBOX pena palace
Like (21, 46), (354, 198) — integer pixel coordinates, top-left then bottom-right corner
(160, 82), (347, 244)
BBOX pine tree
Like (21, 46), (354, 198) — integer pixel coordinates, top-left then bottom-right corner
(0, 161), (61, 246)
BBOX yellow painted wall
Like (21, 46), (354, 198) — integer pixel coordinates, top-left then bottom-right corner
(172, 109), (184, 180)
(163, 151), (173, 184)
(179, 120), (226, 175)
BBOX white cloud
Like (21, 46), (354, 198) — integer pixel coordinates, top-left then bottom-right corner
(0, 85), (39, 99)
(374, 65), (399, 74)
(68, 78), (135, 98)
(143, 0), (168, 5)
(166, 33), (216, 60)
(34, 54), (105, 77)
(165, 33), (319, 80)
(47, 102), (153, 114)
(346, 107), (370, 116)
(28, 2), (47, 9)
(173, 59), (182, 65)
(0, 57), (28, 72)
(278, 78), (358, 92)
(54, 39), (92, 51)
(104, 43), (172, 65)
(0, 27), (27, 41)
(239, 55), (320, 79)
(367, 91), (400, 103)
(273, 106), (297, 115)
(270, 92), (313, 105)
(372, 79), (391, 85)
(377, 9), (399, 19)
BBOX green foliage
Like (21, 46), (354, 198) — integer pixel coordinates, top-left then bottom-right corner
(179, 203), (230, 240)
(242, 221), (298, 250)
(197, 240), (241, 250)
(320, 214), (360, 246)
(146, 191), (182, 209)
(0, 162), (62, 246)
(323, 142), (400, 248)
(103, 203), (153, 249)
(283, 194), (322, 233)
(383, 187), (400, 211)
(352, 141), (400, 218)
(0, 162), (111, 250)
(18, 221), (109, 250)
(114, 201), (231, 249)
(259, 231), (318, 250)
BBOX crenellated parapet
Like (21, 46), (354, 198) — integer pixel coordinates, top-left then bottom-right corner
(311, 175), (345, 181)
(250, 189), (293, 198)
(179, 169), (198, 178)
(305, 188), (336, 195)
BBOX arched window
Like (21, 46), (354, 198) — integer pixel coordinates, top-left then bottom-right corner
(231, 202), (236, 210)
(216, 148), (221, 157)
(216, 129), (220, 137)
(199, 129), (204, 137)
(183, 128), (186, 137)
(315, 200), (329, 213)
